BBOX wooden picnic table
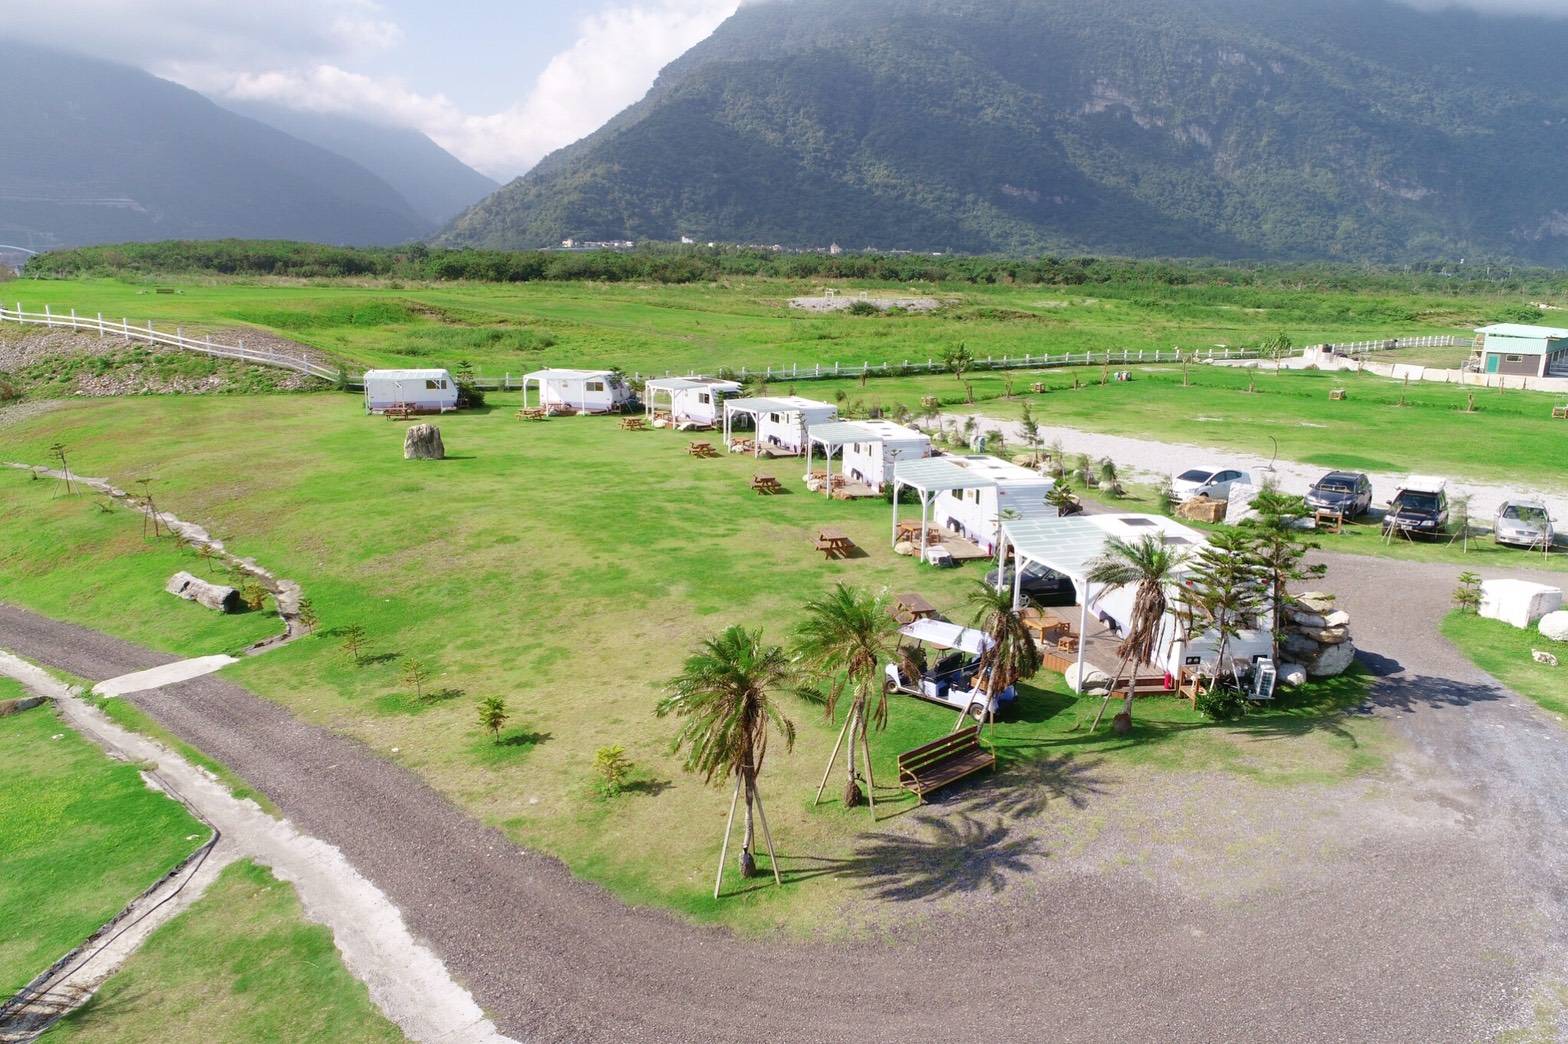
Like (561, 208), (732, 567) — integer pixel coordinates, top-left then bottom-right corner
(687, 440), (717, 458)
(751, 474), (784, 495)
(895, 520), (941, 546)
(516, 407), (547, 421)
(620, 416), (646, 431)
(815, 527), (855, 559)
(894, 592), (938, 620)
(1314, 507), (1344, 534)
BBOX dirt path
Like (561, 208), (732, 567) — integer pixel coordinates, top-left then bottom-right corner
(0, 652), (509, 1044)
(5, 547), (1567, 1042)
(961, 414), (1568, 522)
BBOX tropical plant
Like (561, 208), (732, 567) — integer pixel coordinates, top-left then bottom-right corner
(295, 597), (319, 632)
(340, 624), (368, 666)
(963, 580), (1042, 730)
(1241, 493), (1326, 659)
(943, 343), (974, 383)
(478, 696), (508, 742)
(793, 584), (907, 810)
(1096, 457), (1123, 496)
(657, 626), (796, 889)
(1453, 571), (1483, 613)
(594, 745), (634, 797)
(1179, 529), (1269, 693)
(1084, 535), (1185, 732)
(1045, 479), (1080, 515)
(399, 658), (432, 700)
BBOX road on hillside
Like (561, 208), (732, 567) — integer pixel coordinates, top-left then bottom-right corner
(4, 551), (1566, 1042)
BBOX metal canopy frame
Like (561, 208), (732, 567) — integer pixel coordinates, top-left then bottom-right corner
(722, 397), (834, 458)
(889, 458), (999, 561)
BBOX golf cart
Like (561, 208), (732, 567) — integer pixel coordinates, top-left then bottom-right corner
(884, 618), (1015, 721)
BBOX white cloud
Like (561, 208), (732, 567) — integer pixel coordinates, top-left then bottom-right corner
(182, 0), (740, 179)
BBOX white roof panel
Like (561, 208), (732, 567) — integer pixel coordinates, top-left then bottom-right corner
(893, 457), (996, 492)
(899, 618), (991, 655)
(364, 368), (452, 380)
(644, 376), (742, 392)
(523, 368), (615, 380)
(1477, 323), (1568, 340)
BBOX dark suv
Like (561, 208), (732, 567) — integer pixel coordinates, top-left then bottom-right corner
(1381, 481), (1449, 538)
(1306, 471), (1373, 518)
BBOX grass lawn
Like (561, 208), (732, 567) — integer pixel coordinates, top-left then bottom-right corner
(1442, 611), (1568, 721)
(5, 274), (1513, 378)
(0, 702), (208, 995)
(0, 393), (1388, 933)
(41, 859), (404, 1043)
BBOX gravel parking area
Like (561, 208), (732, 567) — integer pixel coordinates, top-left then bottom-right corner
(4, 552), (1566, 1042)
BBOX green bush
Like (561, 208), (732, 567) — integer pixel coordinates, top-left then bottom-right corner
(845, 299), (881, 316)
(1195, 685), (1250, 721)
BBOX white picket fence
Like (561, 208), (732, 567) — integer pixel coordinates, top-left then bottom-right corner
(0, 302), (341, 382)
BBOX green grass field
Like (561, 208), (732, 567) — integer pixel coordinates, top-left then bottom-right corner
(5, 274), (1509, 378)
(1442, 611), (1568, 721)
(41, 859), (404, 1043)
(0, 702), (208, 995)
(0, 394), (1387, 933)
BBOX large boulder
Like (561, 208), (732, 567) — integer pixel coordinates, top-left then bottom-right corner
(1278, 663), (1309, 688)
(1300, 625), (1351, 646)
(1323, 609), (1352, 629)
(1296, 591), (1337, 614)
(1538, 610), (1568, 643)
(894, 540), (917, 557)
(1286, 609), (1329, 630)
(165, 571), (241, 613)
(403, 423), (445, 460)
(1065, 663), (1111, 694)
(1308, 640), (1357, 677)
(1281, 632), (1322, 661)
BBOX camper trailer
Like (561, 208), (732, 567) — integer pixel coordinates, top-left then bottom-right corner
(643, 376), (742, 427)
(838, 420), (932, 490)
(723, 396), (838, 455)
(931, 456), (1054, 554)
(362, 369), (458, 414)
(522, 368), (635, 414)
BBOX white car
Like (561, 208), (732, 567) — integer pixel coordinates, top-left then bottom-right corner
(1170, 467), (1252, 501)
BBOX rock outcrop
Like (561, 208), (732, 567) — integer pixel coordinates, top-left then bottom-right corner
(165, 571), (241, 613)
(1282, 591), (1355, 678)
(404, 423), (445, 460)
(1538, 610), (1568, 643)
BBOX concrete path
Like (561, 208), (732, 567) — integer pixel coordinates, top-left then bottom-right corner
(93, 654), (237, 697)
(0, 651), (510, 1044)
(4, 561), (1568, 1042)
(962, 414), (1568, 523)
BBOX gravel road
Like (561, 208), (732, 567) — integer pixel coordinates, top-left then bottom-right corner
(4, 553), (1567, 1042)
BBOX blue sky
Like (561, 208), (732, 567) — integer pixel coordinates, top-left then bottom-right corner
(5, 0), (741, 178)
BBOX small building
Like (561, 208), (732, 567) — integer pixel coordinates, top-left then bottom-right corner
(521, 368), (635, 414)
(643, 376), (742, 427)
(1473, 324), (1568, 378)
(362, 368), (458, 414)
(998, 513), (1273, 685)
(722, 396), (838, 456)
(890, 455), (1055, 557)
(805, 420), (932, 495)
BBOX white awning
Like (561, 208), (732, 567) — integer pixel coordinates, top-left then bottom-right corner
(899, 618), (991, 655)
(1000, 516), (1117, 585)
(892, 457), (996, 493)
(808, 421), (879, 446)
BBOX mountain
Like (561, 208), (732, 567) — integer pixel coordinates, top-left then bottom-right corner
(438, 0), (1568, 264)
(0, 40), (429, 251)
(220, 102), (497, 226)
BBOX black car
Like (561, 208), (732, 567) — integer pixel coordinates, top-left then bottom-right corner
(983, 562), (1075, 605)
(1381, 482), (1450, 537)
(1305, 471), (1373, 518)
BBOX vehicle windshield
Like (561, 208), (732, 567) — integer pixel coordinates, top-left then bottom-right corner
(1502, 505), (1550, 525)
(1317, 478), (1356, 493)
(1396, 491), (1440, 512)
(1176, 469), (1213, 482)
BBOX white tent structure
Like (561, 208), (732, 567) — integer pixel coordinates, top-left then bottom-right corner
(362, 368), (458, 414)
(643, 376), (742, 427)
(805, 420), (931, 496)
(521, 369), (635, 414)
(996, 513), (1269, 685)
(722, 396), (838, 456)
(890, 455), (1054, 557)
(890, 458), (998, 562)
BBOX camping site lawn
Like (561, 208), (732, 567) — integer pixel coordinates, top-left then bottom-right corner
(0, 392), (1385, 934)
(1442, 611), (1568, 721)
(42, 859), (402, 1044)
(0, 701), (208, 995)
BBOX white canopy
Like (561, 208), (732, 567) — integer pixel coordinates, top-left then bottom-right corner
(899, 618), (992, 655)
(892, 457), (996, 494)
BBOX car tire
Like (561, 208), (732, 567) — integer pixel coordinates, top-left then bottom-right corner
(967, 703), (987, 722)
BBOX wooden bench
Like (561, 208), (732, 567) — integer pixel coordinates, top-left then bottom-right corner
(897, 726), (995, 802)
(385, 403), (415, 421)
(1329, 388), (1347, 401)
(687, 441), (717, 458)
(751, 475), (783, 495)
(815, 527), (854, 559)
(620, 416), (646, 431)
(1313, 508), (1344, 534)
(1553, 404), (1568, 420)
(516, 407), (547, 421)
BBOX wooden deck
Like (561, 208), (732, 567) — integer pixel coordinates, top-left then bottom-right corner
(1040, 611), (1170, 695)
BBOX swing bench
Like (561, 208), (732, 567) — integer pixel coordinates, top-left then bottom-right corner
(896, 725), (995, 802)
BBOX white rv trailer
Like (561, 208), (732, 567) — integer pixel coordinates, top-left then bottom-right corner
(930, 456), (1054, 555)
(521, 368), (635, 414)
(643, 376), (742, 427)
(362, 368), (458, 414)
(997, 513), (1274, 685)
(722, 396), (838, 456)
(805, 420), (932, 495)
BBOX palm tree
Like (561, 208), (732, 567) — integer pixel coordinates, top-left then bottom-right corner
(964, 580), (1042, 731)
(1083, 535), (1185, 733)
(657, 625), (796, 895)
(794, 584), (905, 811)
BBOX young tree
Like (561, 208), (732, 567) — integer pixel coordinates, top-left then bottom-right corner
(943, 343), (974, 385)
(794, 584), (907, 811)
(295, 597), (319, 632)
(964, 581), (1042, 730)
(1018, 402), (1042, 463)
(478, 696), (508, 743)
(1045, 478), (1080, 516)
(1097, 458), (1123, 497)
(657, 625), (796, 891)
(399, 657), (432, 699)
(1453, 571), (1483, 614)
(1241, 491), (1327, 660)
(240, 580), (268, 613)
(341, 624), (368, 666)
(1179, 530), (1268, 692)
(1261, 331), (1293, 372)
(1450, 493), (1474, 553)
(920, 395), (941, 428)
(1084, 536), (1186, 733)
(594, 745), (633, 795)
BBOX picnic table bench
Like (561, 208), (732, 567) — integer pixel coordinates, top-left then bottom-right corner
(897, 725), (995, 802)
(620, 416), (646, 431)
(385, 403), (415, 420)
(1328, 388), (1347, 401)
(516, 407), (547, 421)
(751, 474), (784, 495)
(729, 438), (755, 454)
(1553, 404), (1568, 420)
(815, 527), (855, 559)
(894, 592), (938, 620)
(687, 440), (718, 458)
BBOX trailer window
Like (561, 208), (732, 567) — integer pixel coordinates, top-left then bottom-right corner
(698, 393), (711, 404)
(586, 380), (606, 392)
(425, 379), (447, 390)
(1505, 355), (1523, 362)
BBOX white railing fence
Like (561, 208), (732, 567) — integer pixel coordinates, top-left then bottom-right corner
(0, 303), (341, 382)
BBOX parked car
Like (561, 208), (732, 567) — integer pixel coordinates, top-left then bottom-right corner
(1493, 498), (1555, 548)
(884, 619), (1015, 720)
(1381, 476), (1449, 537)
(983, 562), (1075, 606)
(1305, 471), (1374, 518)
(1170, 467), (1252, 501)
